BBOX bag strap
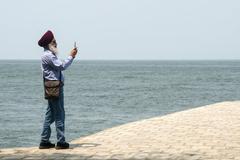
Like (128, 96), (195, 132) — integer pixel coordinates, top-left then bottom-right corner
(60, 71), (62, 81)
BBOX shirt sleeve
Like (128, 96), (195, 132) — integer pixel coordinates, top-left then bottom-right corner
(49, 55), (74, 71)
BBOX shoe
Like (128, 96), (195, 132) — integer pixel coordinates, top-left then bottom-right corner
(39, 141), (55, 149)
(55, 142), (70, 149)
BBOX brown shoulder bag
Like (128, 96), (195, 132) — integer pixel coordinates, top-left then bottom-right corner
(43, 72), (62, 99)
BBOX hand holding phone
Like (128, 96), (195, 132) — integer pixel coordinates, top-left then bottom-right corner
(70, 41), (78, 58)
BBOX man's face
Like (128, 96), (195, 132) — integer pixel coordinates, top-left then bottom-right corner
(50, 38), (57, 48)
(48, 38), (58, 54)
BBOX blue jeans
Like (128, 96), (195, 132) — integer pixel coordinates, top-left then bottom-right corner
(41, 86), (65, 143)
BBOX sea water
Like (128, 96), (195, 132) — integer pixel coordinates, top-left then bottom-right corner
(1, 60), (240, 148)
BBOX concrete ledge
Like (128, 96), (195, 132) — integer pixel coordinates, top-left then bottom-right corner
(1, 101), (240, 160)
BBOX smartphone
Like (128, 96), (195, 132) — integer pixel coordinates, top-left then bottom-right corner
(74, 42), (77, 49)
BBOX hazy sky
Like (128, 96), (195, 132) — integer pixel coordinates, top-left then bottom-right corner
(0, 0), (240, 60)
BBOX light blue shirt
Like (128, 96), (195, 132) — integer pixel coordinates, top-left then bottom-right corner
(41, 50), (74, 82)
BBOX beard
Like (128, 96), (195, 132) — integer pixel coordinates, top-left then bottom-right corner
(48, 44), (58, 55)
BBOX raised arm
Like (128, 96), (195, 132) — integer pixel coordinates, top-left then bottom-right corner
(49, 56), (73, 71)
(48, 48), (78, 71)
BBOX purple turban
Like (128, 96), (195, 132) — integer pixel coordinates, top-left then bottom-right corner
(38, 30), (54, 47)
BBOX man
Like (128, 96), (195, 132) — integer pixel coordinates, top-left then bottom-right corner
(38, 30), (78, 149)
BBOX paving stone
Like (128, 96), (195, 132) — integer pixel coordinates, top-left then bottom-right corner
(1, 101), (240, 160)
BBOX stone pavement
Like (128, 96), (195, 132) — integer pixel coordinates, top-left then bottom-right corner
(1, 101), (240, 160)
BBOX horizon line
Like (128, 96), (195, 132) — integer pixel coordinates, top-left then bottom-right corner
(1, 59), (240, 61)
